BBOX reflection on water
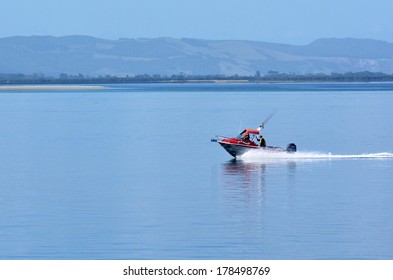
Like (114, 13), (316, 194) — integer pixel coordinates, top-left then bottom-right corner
(222, 159), (267, 189)
(220, 158), (298, 211)
(221, 159), (268, 208)
(221, 158), (298, 189)
(217, 158), (302, 258)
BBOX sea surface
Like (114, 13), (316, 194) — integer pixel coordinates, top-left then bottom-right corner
(0, 82), (392, 259)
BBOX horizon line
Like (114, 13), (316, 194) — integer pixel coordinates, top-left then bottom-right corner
(1, 34), (392, 46)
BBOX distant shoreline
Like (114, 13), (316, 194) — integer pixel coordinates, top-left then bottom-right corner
(3, 71), (393, 85)
(3, 71), (393, 89)
(0, 85), (107, 91)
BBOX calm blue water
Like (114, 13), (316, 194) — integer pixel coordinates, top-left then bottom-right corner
(0, 83), (392, 259)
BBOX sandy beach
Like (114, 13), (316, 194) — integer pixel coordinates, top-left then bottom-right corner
(0, 85), (107, 91)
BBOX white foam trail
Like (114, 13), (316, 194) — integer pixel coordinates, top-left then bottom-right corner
(239, 150), (393, 161)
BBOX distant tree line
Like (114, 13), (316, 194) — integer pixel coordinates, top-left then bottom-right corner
(1, 71), (393, 84)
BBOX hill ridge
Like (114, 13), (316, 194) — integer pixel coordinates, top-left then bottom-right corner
(1, 35), (393, 76)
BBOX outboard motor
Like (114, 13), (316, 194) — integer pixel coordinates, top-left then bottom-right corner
(286, 143), (297, 153)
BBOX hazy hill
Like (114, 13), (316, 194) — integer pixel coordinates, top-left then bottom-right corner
(1, 35), (393, 76)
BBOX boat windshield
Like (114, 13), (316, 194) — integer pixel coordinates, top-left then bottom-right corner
(236, 129), (260, 139)
(236, 129), (260, 144)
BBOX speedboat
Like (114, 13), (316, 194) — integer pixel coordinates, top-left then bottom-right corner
(211, 114), (296, 158)
(211, 129), (296, 157)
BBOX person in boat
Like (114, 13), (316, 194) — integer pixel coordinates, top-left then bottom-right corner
(258, 135), (266, 147)
(242, 133), (253, 144)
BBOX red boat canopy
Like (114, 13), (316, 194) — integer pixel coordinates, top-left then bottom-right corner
(241, 128), (260, 135)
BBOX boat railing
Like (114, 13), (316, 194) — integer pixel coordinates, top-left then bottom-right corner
(210, 135), (230, 142)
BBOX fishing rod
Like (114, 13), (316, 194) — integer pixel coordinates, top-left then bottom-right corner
(257, 111), (276, 131)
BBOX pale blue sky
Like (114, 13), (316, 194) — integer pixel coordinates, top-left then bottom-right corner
(1, 0), (393, 45)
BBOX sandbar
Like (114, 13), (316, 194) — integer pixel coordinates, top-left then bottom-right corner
(0, 85), (106, 91)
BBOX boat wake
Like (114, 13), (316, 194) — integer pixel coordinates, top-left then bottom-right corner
(239, 150), (393, 161)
